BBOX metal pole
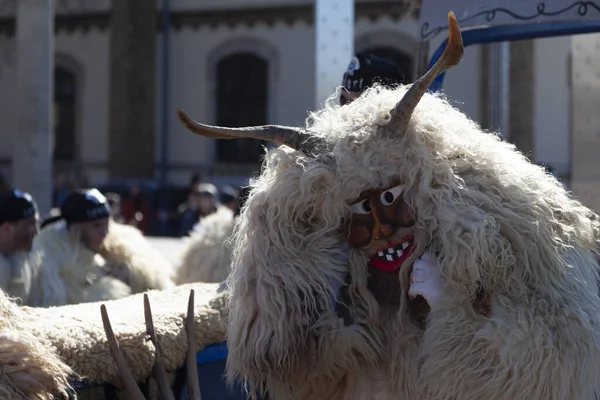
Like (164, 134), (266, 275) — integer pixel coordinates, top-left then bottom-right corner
(315, 0), (354, 108)
(487, 42), (511, 138)
(159, 0), (171, 183)
(14, 0), (54, 214)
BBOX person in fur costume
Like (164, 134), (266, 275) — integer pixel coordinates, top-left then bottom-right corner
(0, 190), (40, 305)
(0, 289), (73, 399)
(30, 189), (174, 307)
(176, 186), (245, 284)
(175, 205), (236, 284)
(176, 12), (600, 400)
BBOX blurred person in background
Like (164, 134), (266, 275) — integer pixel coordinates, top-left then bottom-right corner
(0, 190), (39, 304)
(220, 185), (240, 215)
(121, 183), (151, 234)
(30, 188), (174, 307)
(0, 173), (8, 191)
(76, 172), (91, 189)
(340, 52), (405, 106)
(189, 171), (202, 190)
(177, 182), (218, 237)
(176, 185), (248, 285)
(105, 192), (124, 223)
(52, 171), (71, 208)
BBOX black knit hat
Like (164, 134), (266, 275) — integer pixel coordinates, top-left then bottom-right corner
(0, 189), (38, 225)
(341, 53), (404, 93)
(60, 188), (111, 224)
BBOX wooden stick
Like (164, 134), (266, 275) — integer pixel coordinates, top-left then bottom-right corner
(186, 290), (202, 400)
(143, 294), (175, 400)
(100, 304), (146, 400)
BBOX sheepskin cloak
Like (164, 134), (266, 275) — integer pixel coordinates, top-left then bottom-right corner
(176, 206), (237, 284)
(98, 221), (175, 293)
(29, 220), (174, 307)
(0, 290), (72, 399)
(19, 282), (227, 386)
(0, 252), (37, 305)
(225, 84), (600, 399)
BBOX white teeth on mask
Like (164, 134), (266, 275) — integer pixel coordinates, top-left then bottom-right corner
(374, 240), (413, 262)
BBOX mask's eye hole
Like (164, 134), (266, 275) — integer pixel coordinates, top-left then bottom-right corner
(379, 184), (404, 206)
(350, 199), (371, 215)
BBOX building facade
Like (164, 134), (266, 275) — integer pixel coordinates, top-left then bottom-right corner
(0, 0), (583, 191)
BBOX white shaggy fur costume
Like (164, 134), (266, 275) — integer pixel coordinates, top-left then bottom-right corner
(0, 290), (72, 399)
(175, 206), (236, 284)
(178, 13), (600, 400)
(30, 220), (174, 307)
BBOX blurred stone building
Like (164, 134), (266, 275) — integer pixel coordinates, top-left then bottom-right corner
(0, 0), (596, 206)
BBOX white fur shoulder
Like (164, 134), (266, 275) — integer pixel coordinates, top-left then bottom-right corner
(99, 221), (175, 293)
(176, 207), (236, 284)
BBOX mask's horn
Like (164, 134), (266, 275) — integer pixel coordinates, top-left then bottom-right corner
(390, 11), (463, 131)
(177, 109), (323, 155)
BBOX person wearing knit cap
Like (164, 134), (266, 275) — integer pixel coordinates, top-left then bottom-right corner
(340, 52), (406, 106)
(28, 188), (174, 307)
(40, 188), (112, 250)
(0, 190), (40, 304)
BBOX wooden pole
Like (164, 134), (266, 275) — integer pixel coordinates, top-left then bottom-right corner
(14, 0), (54, 214)
(314, 0), (354, 108)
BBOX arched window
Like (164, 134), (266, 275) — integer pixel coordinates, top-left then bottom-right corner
(215, 52), (268, 164)
(53, 67), (77, 162)
(364, 46), (414, 84)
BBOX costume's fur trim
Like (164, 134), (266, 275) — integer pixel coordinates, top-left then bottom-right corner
(175, 207), (236, 284)
(29, 221), (131, 307)
(0, 290), (73, 399)
(99, 221), (175, 293)
(226, 85), (600, 399)
(0, 252), (37, 306)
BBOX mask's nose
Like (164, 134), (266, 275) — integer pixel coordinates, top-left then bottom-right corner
(370, 208), (394, 240)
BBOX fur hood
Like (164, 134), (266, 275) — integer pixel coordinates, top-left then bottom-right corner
(225, 82), (600, 399)
(175, 206), (237, 284)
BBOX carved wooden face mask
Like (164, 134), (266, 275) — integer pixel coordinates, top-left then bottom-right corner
(339, 183), (416, 273)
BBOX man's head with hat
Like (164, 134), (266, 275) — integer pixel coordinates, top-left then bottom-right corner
(220, 185), (241, 215)
(0, 190), (39, 254)
(189, 183), (219, 216)
(340, 52), (405, 105)
(42, 188), (111, 252)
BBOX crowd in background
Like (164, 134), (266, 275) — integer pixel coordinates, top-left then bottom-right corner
(0, 169), (244, 239)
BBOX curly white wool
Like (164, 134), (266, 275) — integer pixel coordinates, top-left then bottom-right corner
(226, 83), (600, 399)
